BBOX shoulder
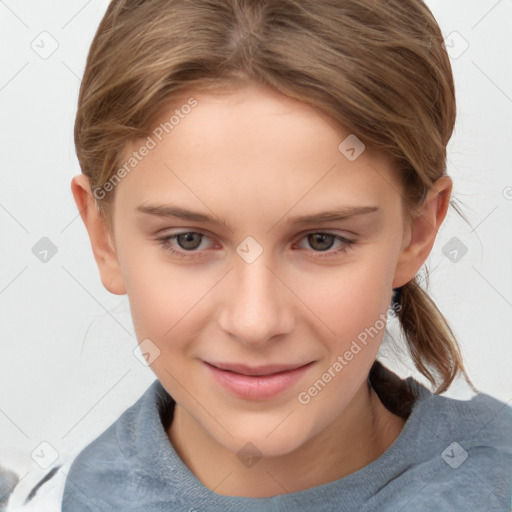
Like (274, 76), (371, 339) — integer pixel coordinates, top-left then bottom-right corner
(393, 384), (512, 511)
(418, 385), (512, 452)
(61, 379), (169, 511)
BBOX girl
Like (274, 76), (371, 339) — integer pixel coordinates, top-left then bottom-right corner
(25, 0), (512, 510)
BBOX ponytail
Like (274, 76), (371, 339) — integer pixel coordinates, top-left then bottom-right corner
(397, 275), (474, 393)
(371, 271), (476, 417)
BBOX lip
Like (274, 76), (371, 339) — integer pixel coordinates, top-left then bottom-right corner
(204, 361), (315, 400)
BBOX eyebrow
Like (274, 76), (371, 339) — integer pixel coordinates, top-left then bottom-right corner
(137, 204), (228, 225)
(285, 206), (380, 225)
(136, 204), (380, 228)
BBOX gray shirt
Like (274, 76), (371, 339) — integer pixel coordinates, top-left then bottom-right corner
(61, 376), (512, 511)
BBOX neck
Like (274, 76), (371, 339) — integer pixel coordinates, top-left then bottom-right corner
(167, 379), (406, 497)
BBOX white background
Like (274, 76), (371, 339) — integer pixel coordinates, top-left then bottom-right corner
(1, 0), (511, 488)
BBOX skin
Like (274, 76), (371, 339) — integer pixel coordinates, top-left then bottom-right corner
(72, 81), (452, 498)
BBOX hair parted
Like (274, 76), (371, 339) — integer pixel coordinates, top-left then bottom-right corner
(75, 0), (474, 408)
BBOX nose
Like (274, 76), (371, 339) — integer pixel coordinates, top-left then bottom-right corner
(217, 253), (295, 347)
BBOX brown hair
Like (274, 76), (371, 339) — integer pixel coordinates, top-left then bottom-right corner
(75, 0), (475, 409)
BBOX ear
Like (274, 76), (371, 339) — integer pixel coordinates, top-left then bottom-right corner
(71, 174), (126, 295)
(392, 176), (452, 288)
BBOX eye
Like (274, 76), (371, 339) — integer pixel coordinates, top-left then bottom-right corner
(156, 230), (355, 260)
(297, 232), (355, 256)
(156, 231), (212, 258)
(174, 232), (203, 250)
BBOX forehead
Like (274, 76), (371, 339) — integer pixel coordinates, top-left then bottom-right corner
(114, 83), (403, 222)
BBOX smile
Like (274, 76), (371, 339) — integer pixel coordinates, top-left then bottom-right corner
(203, 361), (315, 400)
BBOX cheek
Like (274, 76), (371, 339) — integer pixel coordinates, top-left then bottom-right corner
(289, 256), (394, 343)
(126, 270), (207, 343)
(115, 240), (203, 342)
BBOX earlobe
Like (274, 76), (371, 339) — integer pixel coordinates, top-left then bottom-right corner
(392, 176), (452, 288)
(71, 174), (126, 295)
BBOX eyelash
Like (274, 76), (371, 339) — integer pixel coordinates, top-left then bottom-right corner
(156, 231), (356, 260)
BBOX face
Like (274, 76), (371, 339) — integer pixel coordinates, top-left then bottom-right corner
(107, 82), (409, 457)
